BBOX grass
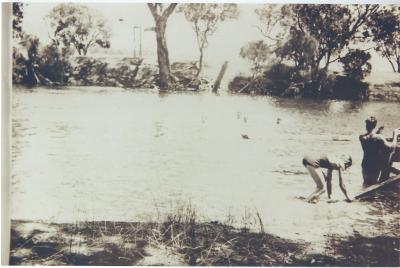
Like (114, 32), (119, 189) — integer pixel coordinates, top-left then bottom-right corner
(9, 203), (400, 266)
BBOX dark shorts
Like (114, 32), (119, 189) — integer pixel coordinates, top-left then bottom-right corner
(302, 155), (332, 169)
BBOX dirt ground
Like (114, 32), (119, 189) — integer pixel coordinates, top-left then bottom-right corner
(8, 219), (399, 266)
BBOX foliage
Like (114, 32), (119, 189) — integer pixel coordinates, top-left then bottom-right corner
(261, 63), (305, 96)
(12, 34), (41, 86)
(38, 43), (74, 84)
(274, 27), (316, 72)
(228, 75), (253, 93)
(46, 3), (111, 55)
(229, 63), (305, 96)
(229, 60), (369, 100)
(255, 4), (379, 88)
(12, 47), (27, 84)
(178, 4), (239, 77)
(339, 49), (372, 80)
(12, 2), (24, 39)
(72, 57), (143, 88)
(240, 4), (379, 99)
(368, 6), (400, 72)
(240, 40), (272, 75)
(331, 76), (369, 100)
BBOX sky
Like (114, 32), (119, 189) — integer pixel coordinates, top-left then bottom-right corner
(21, 3), (395, 80)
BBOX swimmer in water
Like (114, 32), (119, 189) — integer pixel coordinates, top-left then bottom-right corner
(302, 154), (353, 203)
(359, 117), (399, 184)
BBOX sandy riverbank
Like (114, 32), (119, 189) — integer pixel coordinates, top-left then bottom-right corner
(9, 219), (399, 266)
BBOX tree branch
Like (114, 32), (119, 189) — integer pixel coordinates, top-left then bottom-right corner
(252, 25), (279, 41)
(162, 3), (178, 19)
(147, 3), (159, 20)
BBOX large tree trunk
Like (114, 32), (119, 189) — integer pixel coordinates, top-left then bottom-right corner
(147, 3), (177, 91)
(155, 19), (171, 90)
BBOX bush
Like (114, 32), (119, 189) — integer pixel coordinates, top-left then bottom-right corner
(71, 57), (145, 88)
(228, 75), (253, 93)
(229, 63), (306, 96)
(12, 35), (41, 86)
(229, 63), (369, 100)
(331, 75), (369, 100)
(12, 47), (27, 84)
(38, 44), (73, 84)
(261, 63), (304, 95)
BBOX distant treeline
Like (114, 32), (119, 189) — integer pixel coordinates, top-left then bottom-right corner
(229, 5), (400, 100)
(12, 3), (400, 100)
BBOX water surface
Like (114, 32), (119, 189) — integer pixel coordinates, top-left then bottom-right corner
(11, 87), (400, 243)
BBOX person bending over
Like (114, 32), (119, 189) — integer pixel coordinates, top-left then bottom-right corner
(302, 154), (352, 203)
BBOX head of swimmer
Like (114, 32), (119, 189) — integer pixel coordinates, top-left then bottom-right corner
(365, 116), (377, 132)
(341, 155), (353, 170)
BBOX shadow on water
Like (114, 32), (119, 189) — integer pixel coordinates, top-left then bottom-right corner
(269, 97), (365, 114)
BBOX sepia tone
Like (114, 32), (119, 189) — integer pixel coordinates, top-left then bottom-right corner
(5, 2), (400, 266)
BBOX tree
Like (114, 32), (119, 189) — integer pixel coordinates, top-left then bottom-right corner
(240, 40), (272, 76)
(13, 2), (24, 39)
(255, 4), (380, 92)
(38, 43), (74, 84)
(368, 6), (400, 72)
(16, 34), (41, 86)
(178, 4), (238, 78)
(274, 27), (316, 73)
(147, 3), (178, 90)
(47, 3), (111, 56)
(339, 49), (372, 80)
(333, 49), (372, 100)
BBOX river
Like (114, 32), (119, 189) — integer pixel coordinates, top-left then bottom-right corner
(10, 86), (400, 244)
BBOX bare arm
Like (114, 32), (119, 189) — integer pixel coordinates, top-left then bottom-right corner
(378, 136), (396, 149)
(376, 128), (399, 149)
(338, 169), (352, 202)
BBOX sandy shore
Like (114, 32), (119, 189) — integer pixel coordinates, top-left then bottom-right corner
(9, 219), (399, 266)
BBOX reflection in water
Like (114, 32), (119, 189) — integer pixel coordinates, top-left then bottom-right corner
(10, 87), (400, 244)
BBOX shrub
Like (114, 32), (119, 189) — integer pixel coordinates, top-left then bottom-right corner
(12, 34), (41, 86)
(12, 47), (27, 84)
(261, 63), (300, 95)
(71, 57), (145, 88)
(229, 64), (308, 96)
(38, 44), (73, 84)
(228, 75), (253, 93)
(339, 49), (371, 81)
(331, 75), (369, 100)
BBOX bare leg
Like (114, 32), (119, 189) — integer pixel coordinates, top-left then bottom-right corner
(305, 165), (325, 203)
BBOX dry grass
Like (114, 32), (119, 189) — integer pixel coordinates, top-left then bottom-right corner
(13, 202), (398, 266)
(10, 203), (305, 265)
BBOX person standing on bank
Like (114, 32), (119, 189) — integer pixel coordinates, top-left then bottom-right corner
(359, 116), (399, 184)
(359, 116), (385, 185)
(302, 154), (353, 203)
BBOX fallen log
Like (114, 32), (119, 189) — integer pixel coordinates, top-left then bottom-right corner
(354, 174), (400, 199)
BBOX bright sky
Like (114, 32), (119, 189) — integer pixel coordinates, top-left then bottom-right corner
(22, 3), (394, 78)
